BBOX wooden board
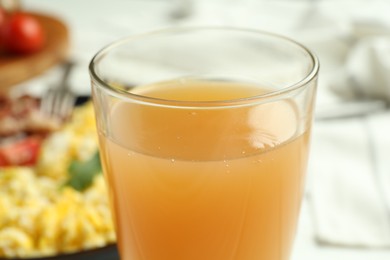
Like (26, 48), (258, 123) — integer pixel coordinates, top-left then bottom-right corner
(0, 12), (70, 94)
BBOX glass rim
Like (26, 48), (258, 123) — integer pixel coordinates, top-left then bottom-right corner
(89, 26), (319, 108)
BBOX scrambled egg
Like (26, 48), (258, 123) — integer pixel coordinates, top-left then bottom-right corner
(0, 102), (116, 258)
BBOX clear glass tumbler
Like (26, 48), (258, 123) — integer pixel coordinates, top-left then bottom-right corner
(89, 27), (319, 260)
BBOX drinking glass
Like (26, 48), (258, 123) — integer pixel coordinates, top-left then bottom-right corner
(89, 27), (319, 260)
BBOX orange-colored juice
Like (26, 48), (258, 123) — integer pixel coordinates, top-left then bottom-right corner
(98, 80), (310, 260)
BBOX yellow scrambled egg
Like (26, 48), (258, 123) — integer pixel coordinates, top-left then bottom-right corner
(0, 102), (116, 258)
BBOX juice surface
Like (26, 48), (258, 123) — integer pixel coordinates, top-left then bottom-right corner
(98, 80), (310, 260)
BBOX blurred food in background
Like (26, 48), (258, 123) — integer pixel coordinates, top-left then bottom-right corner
(0, 100), (116, 258)
(0, 2), (113, 257)
(0, 95), (61, 166)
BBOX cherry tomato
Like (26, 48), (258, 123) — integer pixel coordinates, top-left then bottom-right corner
(0, 136), (42, 166)
(0, 12), (45, 54)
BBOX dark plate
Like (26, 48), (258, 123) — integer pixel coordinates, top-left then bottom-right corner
(74, 95), (91, 106)
(0, 96), (120, 260)
(0, 244), (119, 260)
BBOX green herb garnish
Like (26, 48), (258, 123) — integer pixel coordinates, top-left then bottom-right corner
(65, 151), (102, 191)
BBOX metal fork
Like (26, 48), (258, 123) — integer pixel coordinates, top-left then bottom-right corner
(40, 61), (77, 121)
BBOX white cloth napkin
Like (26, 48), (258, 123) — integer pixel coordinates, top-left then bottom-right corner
(329, 27), (390, 102)
(287, 1), (390, 248)
(309, 113), (390, 248)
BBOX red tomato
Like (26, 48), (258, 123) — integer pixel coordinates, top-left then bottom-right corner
(0, 136), (42, 166)
(0, 12), (45, 54)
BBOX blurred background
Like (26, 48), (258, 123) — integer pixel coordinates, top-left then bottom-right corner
(1, 0), (390, 259)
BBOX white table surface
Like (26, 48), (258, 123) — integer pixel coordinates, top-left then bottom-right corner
(17, 0), (390, 259)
